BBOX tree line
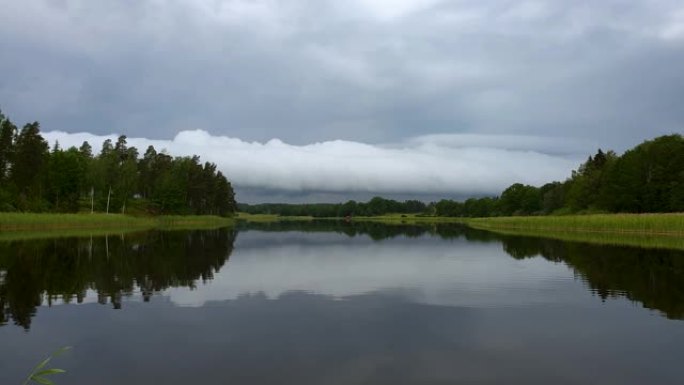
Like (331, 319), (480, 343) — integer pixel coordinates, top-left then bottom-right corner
(241, 134), (684, 217)
(0, 110), (236, 216)
(238, 197), (428, 218)
(432, 134), (684, 217)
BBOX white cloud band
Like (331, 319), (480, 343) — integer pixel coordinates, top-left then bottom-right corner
(43, 130), (583, 198)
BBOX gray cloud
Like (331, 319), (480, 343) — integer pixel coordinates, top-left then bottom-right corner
(2, 0), (683, 201)
(0, 0), (682, 150)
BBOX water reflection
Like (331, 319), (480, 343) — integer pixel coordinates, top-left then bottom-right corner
(1, 221), (683, 332)
(7, 290), (682, 385)
(499, 234), (684, 319)
(0, 228), (236, 329)
(238, 220), (684, 319)
(2, 221), (684, 385)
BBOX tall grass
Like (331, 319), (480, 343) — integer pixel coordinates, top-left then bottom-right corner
(476, 226), (684, 251)
(349, 213), (684, 249)
(23, 347), (71, 385)
(154, 215), (234, 228)
(465, 213), (684, 236)
(0, 213), (234, 233)
(0, 213), (155, 231)
(0, 227), (150, 242)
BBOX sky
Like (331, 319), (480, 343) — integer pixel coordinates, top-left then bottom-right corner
(2, 0), (683, 202)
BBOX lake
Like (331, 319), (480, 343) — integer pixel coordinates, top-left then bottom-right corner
(1, 221), (683, 384)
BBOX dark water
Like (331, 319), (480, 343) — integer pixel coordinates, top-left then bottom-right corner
(1, 222), (683, 384)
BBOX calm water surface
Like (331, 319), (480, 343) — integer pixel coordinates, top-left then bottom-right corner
(1, 221), (683, 384)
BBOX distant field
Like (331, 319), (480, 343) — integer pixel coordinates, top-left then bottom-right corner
(0, 213), (234, 234)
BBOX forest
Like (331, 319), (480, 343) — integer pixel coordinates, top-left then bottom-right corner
(241, 134), (684, 218)
(0, 111), (236, 216)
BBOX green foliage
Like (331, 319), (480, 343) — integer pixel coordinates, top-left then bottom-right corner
(0, 110), (17, 184)
(240, 196), (428, 218)
(600, 135), (684, 213)
(47, 148), (86, 212)
(565, 149), (617, 211)
(0, 111), (236, 217)
(498, 183), (541, 215)
(11, 122), (49, 210)
(23, 347), (70, 385)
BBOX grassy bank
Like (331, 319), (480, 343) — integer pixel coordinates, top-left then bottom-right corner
(464, 213), (684, 236)
(0, 213), (234, 233)
(347, 213), (684, 250)
(347, 213), (684, 235)
(459, 214), (684, 250)
(237, 211), (684, 249)
(474, 226), (684, 250)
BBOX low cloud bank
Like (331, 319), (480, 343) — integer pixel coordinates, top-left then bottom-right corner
(43, 130), (585, 197)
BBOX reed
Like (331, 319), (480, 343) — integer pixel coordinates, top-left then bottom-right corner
(0, 213), (234, 233)
(465, 213), (684, 236)
(475, 226), (684, 251)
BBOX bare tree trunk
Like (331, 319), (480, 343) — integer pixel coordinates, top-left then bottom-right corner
(106, 186), (112, 214)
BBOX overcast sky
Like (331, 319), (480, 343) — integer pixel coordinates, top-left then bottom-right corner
(2, 0), (683, 202)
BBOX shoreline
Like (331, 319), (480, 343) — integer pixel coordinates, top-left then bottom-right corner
(0, 213), (234, 233)
(356, 213), (684, 250)
(463, 213), (684, 236)
(3, 212), (683, 250)
(236, 212), (684, 250)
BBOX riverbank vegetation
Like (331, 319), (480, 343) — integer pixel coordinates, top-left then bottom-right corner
(464, 214), (684, 236)
(0, 110), (236, 216)
(0, 213), (234, 238)
(236, 217), (684, 251)
(461, 214), (684, 250)
(343, 213), (684, 242)
(467, 225), (684, 251)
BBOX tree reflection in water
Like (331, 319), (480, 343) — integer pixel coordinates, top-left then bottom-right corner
(240, 220), (684, 320)
(2, 221), (683, 330)
(0, 228), (236, 329)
